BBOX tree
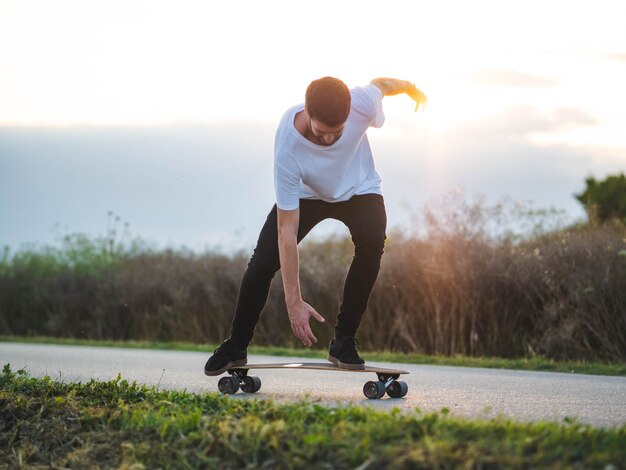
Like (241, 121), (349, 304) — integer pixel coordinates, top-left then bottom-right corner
(575, 173), (626, 223)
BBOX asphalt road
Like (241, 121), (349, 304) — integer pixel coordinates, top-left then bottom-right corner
(2, 342), (625, 428)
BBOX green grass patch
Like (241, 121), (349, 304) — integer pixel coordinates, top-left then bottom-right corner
(2, 335), (626, 377)
(1, 364), (625, 469)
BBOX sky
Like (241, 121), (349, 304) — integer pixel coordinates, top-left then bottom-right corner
(1, 0), (625, 253)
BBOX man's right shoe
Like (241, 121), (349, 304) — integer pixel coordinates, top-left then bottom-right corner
(327, 335), (365, 370)
(204, 339), (247, 376)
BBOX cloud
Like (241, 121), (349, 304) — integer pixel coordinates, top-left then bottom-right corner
(471, 69), (559, 88)
(1, 112), (621, 253)
(550, 107), (600, 129)
(606, 53), (626, 63)
(377, 106), (620, 230)
(444, 106), (598, 142)
(563, 51), (626, 64)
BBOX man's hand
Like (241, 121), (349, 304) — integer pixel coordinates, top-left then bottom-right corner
(407, 84), (428, 112)
(287, 299), (325, 347)
(370, 77), (428, 111)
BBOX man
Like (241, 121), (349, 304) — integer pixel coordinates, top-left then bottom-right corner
(204, 77), (427, 375)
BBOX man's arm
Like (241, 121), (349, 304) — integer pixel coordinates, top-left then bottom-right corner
(277, 207), (325, 346)
(370, 77), (428, 111)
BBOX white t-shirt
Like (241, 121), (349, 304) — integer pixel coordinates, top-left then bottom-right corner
(274, 84), (385, 211)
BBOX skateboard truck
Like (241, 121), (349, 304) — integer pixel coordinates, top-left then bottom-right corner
(218, 368), (262, 395)
(364, 372), (408, 399)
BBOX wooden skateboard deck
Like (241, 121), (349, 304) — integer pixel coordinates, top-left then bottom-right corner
(215, 362), (410, 399)
(231, 362), (408, 374)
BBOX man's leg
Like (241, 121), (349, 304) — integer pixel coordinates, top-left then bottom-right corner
(335, 194), (387, 337)
(229, 201), (327, 349)
(204, 207), (282, 375)
(228, 206), (281, 349)
(326, 194), (386, 369)
(205, 202), (326, 375)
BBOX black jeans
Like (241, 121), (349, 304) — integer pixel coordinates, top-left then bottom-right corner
(229, 193), (387, 349)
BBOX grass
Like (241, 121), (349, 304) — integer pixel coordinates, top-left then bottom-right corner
(3, 335), (626, 377)
(1, 364), (624, 469)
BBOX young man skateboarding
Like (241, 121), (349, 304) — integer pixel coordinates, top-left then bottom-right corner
(205, 77), (427, 375)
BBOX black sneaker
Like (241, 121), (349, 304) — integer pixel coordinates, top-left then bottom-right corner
(327, 336), (365, 370)
(204, 339), (247, 376)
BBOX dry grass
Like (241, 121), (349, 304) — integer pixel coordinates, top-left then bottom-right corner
(1, 198), (625, 361)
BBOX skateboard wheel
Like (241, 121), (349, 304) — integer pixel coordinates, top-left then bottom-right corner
(218, 376), (240, 394)
(241, 376), (262, 393)
(386, 380), (408, 398)
(363, 380), (386, 399)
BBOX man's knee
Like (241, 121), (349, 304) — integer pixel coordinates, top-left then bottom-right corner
(247, 248), (280, 277)
(353, 233), (385, 265)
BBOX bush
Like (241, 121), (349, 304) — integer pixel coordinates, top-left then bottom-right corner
(576, 172), (626, 224)
(1, 199), (625, 361)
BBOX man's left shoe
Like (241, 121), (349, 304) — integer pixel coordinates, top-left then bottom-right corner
(327, 336), (365, 370)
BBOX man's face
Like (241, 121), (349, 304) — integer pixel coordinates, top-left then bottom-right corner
(308, 118), (345, 146)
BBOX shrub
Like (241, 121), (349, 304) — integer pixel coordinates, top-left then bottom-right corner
(1, 200), (625, 361)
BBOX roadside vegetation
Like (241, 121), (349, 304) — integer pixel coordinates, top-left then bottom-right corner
(2, 365), (625, 468)
(1, 190), (625, 364)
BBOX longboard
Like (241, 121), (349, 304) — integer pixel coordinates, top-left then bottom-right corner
(215, 362), (410, 399)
